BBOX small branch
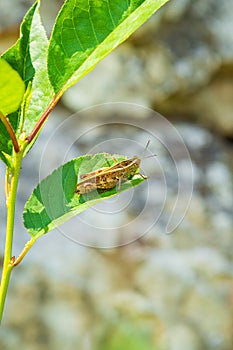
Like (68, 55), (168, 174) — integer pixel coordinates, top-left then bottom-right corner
(5, 167), (11, 202)
(26, 92), (61, 144)
(13, 237), (37, 267)
(0, 112), (20, 153)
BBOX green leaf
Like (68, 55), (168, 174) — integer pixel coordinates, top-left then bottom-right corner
(0, 58), (25, 115)
(0, 1), (38, 159)
(2, 2), (37, 84)
(0, 58), (24, 164)
(0, 151), (11, 168)
(23, 153), (145, 238)
(23, 1), (55, 135)
(2, 1), (54, 136)
(48, 0), (169, 94)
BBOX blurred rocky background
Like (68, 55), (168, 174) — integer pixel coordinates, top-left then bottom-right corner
(0, 0), (232, 349)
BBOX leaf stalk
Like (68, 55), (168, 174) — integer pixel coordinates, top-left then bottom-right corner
(26, 92), (62, 143)
(13, 237), (37, 267)
(0, 112), (20, 153)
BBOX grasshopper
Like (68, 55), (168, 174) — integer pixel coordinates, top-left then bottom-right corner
(75, 141), (154, 195)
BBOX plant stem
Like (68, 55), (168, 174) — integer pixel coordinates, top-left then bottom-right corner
(0, 149), (23, 324)
(5, 167), (11, 201)
(0, 112), (20, 153)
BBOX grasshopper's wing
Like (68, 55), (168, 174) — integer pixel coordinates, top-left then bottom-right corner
(105, 159), (132, 171)
(79, 167), (109, 180)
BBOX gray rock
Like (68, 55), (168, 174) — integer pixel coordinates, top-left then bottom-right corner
(0, 1), (232, 349)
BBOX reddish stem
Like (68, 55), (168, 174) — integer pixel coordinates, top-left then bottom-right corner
(0, 112), (20, 153)
(26, 92), (61, 143)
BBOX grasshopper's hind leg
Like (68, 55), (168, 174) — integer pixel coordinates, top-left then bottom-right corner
(138, 172), (147, 180)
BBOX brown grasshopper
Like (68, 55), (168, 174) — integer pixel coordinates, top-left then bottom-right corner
(75, 141), (154, 195)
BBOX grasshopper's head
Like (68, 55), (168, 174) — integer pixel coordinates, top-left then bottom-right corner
(132, 156), (141, 166)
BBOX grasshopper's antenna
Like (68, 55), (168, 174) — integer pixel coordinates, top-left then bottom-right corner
(139, 140), (151, 158)
(143, 153), (157, 159)
(145, 139), (150, 151)
(134, 140), (156, 160)
(140, 140), (157, 160)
